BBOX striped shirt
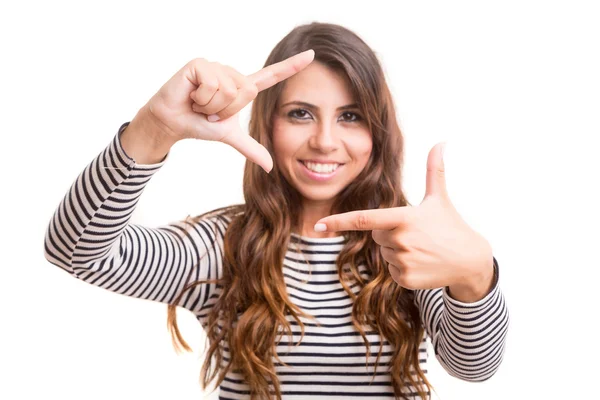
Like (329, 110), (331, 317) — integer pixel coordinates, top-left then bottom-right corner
(43, 122), (509, 399)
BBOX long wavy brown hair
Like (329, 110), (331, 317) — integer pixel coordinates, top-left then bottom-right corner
(167, 22), (432, 399)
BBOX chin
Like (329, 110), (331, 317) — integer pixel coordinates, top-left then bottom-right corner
(297, 186), (344, 203)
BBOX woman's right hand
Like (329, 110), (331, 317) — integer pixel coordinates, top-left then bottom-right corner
(138, 50), (315, 172)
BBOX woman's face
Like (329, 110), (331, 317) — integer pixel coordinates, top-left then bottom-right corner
(272, 62), (373, 209)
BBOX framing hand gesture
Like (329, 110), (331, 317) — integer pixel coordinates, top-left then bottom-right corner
(315, 143), (495, 301)
(146, 50), (315, 172)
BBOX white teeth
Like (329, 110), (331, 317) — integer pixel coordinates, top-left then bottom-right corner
(303, 161), (340, 174)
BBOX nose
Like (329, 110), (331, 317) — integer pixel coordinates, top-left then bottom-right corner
(308, 121), (339, 153)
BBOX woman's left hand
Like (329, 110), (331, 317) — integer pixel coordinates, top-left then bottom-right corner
(315, 143), (495, 302)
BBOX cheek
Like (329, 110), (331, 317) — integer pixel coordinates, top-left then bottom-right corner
(350, 131), (373, 165)
(272, 119), (303, 166)
(272, 120), (289, 157)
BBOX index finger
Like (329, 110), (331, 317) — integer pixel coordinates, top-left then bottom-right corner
(315, 208), (409, 233)
(248, 49), (315, 92)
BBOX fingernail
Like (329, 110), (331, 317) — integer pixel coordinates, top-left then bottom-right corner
(314, 223), (327, 232)
(441, 142), (447, 161)
(207, 114), (220, 122)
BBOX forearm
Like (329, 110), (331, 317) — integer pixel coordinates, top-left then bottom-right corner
(414, 258), (509, 381)
(44, 121), (167, 271)
(438, 280), (508, 381)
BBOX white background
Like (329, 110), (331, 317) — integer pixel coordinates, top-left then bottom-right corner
(1, 0), (599, 399)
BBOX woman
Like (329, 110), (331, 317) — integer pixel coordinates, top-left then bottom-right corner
(44, 22), (508, 399)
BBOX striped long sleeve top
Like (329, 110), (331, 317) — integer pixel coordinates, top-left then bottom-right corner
(43, 122), (509, 399)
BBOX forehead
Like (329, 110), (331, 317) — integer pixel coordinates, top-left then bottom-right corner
(278, 62), (355, 106)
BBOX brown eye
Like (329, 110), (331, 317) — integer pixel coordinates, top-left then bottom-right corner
(288, 109), (312, 120)
(339, 112), (361, 122)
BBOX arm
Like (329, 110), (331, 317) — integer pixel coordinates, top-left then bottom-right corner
(43, 121), (225, 316)
(44, 52), (318, 316)
(414, 257), (509, 381)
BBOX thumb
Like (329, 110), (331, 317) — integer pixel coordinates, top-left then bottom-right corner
(424, 142), (448, 200)
(220, 127), (273, 173)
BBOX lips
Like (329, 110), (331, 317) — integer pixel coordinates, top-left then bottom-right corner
(297, 160), (343, 182)
(300, 159), (343, 164)
(300, 160), (341, 174)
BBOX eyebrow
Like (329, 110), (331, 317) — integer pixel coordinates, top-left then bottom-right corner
(279, 101), (359, 111)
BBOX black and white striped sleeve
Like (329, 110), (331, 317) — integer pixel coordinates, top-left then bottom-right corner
(414, 257), (509, 381)
(43, 122), (224, 314)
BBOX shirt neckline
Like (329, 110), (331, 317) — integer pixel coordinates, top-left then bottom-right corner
(290, 232), (347, 243)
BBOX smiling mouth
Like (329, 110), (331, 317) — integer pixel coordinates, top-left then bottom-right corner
(300, 160), (343, 174)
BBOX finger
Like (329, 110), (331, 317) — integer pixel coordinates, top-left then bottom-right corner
(191, 102), (207, 114)
(248, 49), (315, 92)
(425, 142), (449, 200)
(371, 229), (398, 249)
(315, 208), (409, 233)
(388, 263), (403, 286)
(220, 129), (274, 173)
(190, 63), (219, 106)
(198, 69), (238, 116)
(212, 67), (258, 121)
(380, 246), (397, 266)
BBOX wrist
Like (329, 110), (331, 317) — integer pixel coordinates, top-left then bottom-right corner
(120, 106), (177, 164)
(447, 257), (496, 303)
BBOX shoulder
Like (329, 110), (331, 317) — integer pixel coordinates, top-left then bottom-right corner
(187, 205), (244, 242)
